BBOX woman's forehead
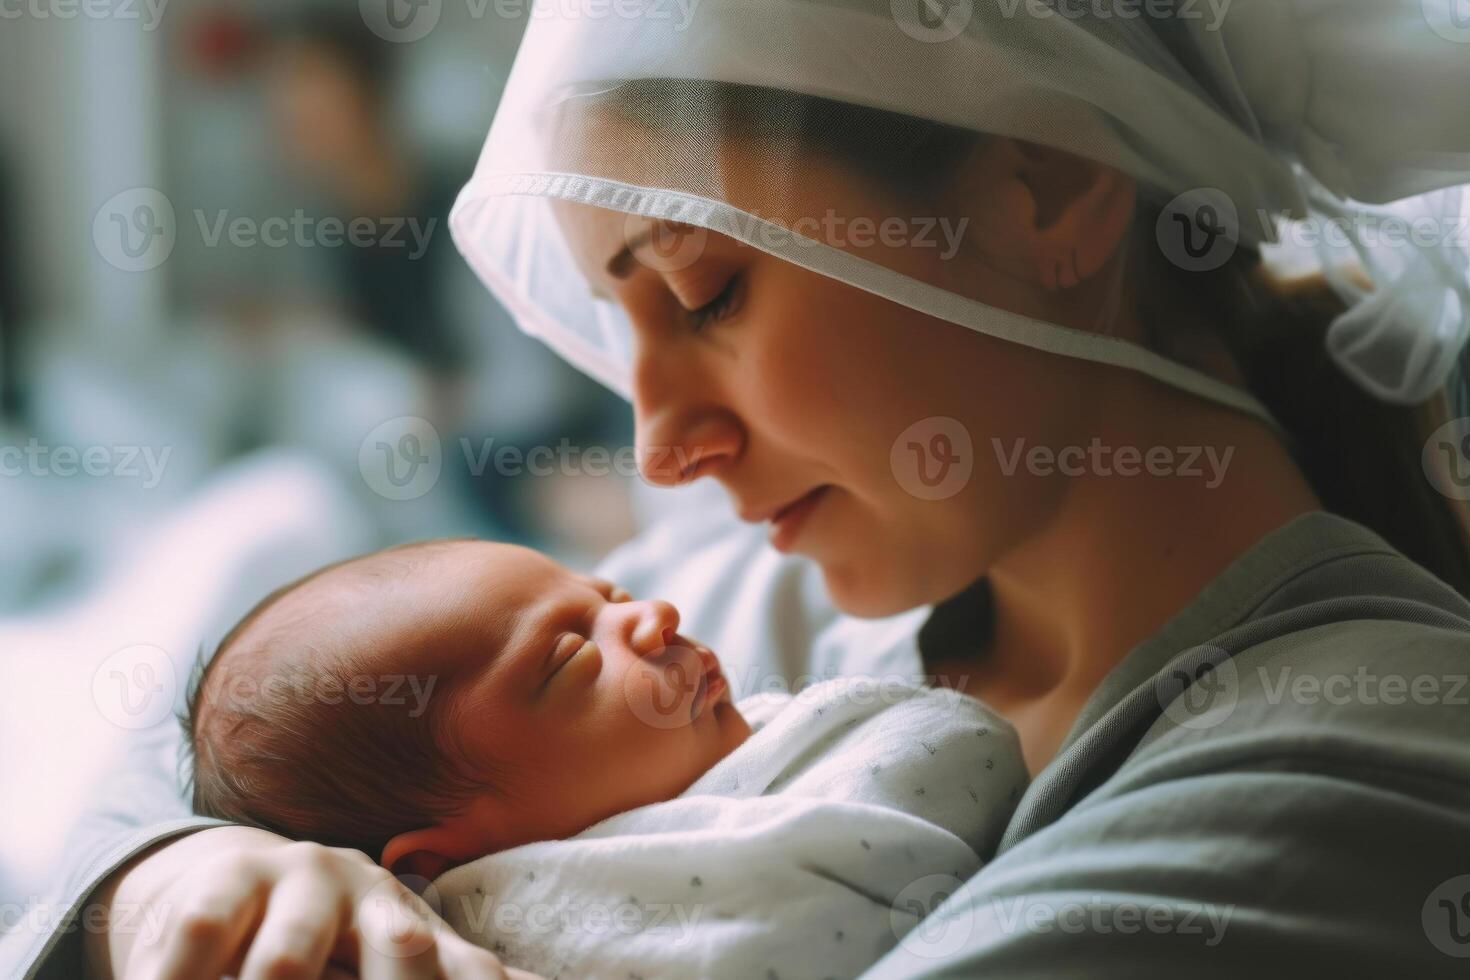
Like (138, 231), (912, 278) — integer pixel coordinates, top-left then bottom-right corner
(549, 198), (628, 299)
(543, 104), (887, 295)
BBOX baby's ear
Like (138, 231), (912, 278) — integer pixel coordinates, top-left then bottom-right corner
(380, 827), (464, 882)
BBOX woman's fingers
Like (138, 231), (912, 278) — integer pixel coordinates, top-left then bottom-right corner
(238, 864), (348, 980)
(354, 875), (443, 980)
(138, 853), (271, 980)
(349, 867), (536, 980)
(434, 929), (525, 980)
(111, 829), (523, 980)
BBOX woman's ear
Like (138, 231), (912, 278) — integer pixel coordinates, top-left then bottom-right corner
(962, 137), (1137, 293)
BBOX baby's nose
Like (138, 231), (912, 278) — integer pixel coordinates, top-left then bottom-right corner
(629, 599), (681, 653)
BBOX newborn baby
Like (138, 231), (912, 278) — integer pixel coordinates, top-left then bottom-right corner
(187, 538), (753, 878)
(187, 539), (1028, 979)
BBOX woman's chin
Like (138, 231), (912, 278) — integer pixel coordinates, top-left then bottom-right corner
(818, 535), (982, 617)
(817, 559), (923, 619)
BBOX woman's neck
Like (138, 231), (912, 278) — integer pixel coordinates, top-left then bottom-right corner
(945, 381), (1322, 773)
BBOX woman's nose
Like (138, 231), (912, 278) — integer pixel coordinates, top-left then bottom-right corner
(631, 345), (742, 486)
(623, 599), (681, 654)
(635, 410), (742, 487)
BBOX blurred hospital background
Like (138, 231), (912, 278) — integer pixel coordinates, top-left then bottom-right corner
(0, 0), (659, 927)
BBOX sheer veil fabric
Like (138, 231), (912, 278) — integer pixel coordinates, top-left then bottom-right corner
(451, 0), (1470, 417)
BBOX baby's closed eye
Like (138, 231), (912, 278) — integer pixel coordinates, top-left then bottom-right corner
(588, 577), (633, 603)
(545, 635), (602, 687)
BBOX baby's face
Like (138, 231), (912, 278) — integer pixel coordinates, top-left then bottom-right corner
(366, 541), (751, 854)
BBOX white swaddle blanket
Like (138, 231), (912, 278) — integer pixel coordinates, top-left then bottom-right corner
(434, 677), (1028, 980)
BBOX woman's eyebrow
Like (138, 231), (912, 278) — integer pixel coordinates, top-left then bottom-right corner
(605, 227), (655, 280)
(606, 220), (702, 280)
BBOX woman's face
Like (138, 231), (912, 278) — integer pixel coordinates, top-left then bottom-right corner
(555, 181), (1121, 617)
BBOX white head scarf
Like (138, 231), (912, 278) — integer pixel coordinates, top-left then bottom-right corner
(450, 0), (1470, 420)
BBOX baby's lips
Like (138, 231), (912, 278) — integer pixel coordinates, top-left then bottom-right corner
(669, 631), (718, 663)
(691, 641), (732, 702)
(664, 631), (731, 704)
(701, 646), (726, 680)
(668, 632), (731, 698)
(707, 668), (732, 705)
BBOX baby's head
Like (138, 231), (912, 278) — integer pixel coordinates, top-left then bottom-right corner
(185, 539), (749, 879)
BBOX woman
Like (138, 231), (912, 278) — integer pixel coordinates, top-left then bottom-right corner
(25, 1), (1470, 977)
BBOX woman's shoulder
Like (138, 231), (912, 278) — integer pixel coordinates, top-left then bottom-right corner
(1133, 616), (1470, 781)
(1127, 510), (1470, 766)
(1093, 620), (1470, 846)
(1017, 512), (1470, 844)
(949, 606), (1470, 978)
(1140, 511), (1470, 775)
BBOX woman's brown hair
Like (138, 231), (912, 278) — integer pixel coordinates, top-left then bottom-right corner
(1131, 209), (1470, 597)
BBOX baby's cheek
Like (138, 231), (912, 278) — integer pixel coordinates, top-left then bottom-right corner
(614, 649), (704, 733)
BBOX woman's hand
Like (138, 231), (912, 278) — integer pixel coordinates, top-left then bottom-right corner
(85, 825), (540, 979)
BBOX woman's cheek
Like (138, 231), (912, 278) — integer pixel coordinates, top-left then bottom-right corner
(745, 305), (852, 438)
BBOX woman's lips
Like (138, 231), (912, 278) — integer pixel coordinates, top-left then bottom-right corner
(768, 485), (830, 552)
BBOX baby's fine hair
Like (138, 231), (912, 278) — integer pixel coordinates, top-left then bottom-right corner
(182, 542), (486, 862)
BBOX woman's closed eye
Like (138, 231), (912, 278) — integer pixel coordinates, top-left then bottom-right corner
(685, 274), (742, 333)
